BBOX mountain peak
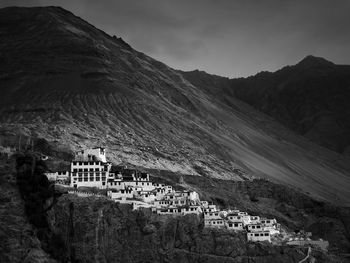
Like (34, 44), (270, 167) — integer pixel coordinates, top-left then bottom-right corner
(296, 55), (335, 69)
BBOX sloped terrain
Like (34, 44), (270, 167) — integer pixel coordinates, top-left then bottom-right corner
(1, 6), (350, 207)
(181, 56), (350, 154)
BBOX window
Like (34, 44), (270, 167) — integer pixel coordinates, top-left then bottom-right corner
(90, 168), (93, 171)
(73, 161), (77, 165)
(229, 223), (232, 227)
(73, 169), (77, 172)
(78, 169), (83, 172)
(78, 178), (82, 182)
(79, 162), (82, 165)
(84, 168), (88, 172)
(84, 177), (88, 181)
(254, 234), (259, 237)
(234, 223), (238, 227)
(96, 177), (100, 181)
(95, 168), (99, 171)
(264, 233), (269, 236)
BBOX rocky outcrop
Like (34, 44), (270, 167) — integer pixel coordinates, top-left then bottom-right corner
(46, 195), (338, 263)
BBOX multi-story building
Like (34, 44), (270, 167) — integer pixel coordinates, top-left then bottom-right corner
(70, 147), (113, 188)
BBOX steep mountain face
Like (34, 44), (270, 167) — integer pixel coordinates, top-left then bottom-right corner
(182, 56), (350, 154)
(1, 6), (350, 207)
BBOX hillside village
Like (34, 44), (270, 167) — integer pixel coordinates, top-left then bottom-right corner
(45, 147), (329, 250)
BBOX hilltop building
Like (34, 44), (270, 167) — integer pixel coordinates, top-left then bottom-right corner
(45, 147), (321, 246)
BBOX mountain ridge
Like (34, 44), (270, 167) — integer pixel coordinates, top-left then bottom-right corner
(1, 6), (350, 206)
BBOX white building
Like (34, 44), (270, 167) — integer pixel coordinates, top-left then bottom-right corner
(247, 224), (264, 232)
(204, 219), (226, 228)
(45, 171), (70, 183)
(227, 214), (243, 222)
(70, 148), (113, 189)
(107, 188), (134, 199)
(247, 231), (271, 242)
(204, 211), (222, 220)
(260, 218), (276, 226)
(249, 216), (260, 224)
(181, 205), (202, 215)
(75, 147), (107, 162)
(227, 221), (244, 231)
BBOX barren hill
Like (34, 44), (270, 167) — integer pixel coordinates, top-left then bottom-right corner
(1, 6), (350, 206)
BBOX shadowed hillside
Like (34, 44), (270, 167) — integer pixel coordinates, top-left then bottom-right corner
(1, 6), (350, 207)
(181, 56), (350, 154)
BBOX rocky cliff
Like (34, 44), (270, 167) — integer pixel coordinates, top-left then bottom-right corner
(47, 195), (338, 263)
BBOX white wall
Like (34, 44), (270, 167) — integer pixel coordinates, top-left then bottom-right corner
(204, 211), (221, 220)
(247, 224), (264, 232)
(247, 232), (271, 242)
(227, 221), (244, 230)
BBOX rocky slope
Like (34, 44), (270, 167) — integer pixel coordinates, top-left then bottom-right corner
(1, 6), (350, 208)
(181, 56), (350, 154)
(48, 195), (342, 263)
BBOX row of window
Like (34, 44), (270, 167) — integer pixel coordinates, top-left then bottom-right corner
(228, 216), (241, 220)
(249, 225), (262, 229)
(76, 177), (106, 182)
(72, 161), (102, 165)
(72, 172), (106, 177)
(206, 212), (219, 216)
(108, 181), (152, 186)
(73, 168), (104, 172)
(228, 223), (242, 227)
(211, 221), (224, 225)
(249, 233), (269, 237)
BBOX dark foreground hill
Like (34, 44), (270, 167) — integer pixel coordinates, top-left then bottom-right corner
(0, 6), (350, 207)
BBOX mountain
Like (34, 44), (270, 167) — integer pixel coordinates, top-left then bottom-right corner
(182, 56), (350, 154)
(1, 6), (350, 208)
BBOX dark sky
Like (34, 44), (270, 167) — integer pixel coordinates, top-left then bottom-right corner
(1, 0), (350, 77)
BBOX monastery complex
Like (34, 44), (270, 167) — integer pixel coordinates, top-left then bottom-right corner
(45, 147), (329, 249)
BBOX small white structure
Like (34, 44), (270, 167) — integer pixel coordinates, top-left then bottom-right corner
(247, 224), (264, 232)
(204, 211), (222, 220)
(75, 147), (107, 162)
(260, 218), (276, 226)
(247, 231), (271, 242)
(204, 219), (226, 228)
(249, 216), (260, 224)
(227, 221), (244, 231)
(107, 189), (133, 199)
(45, 171), (70, 183)
(181, 205), (202, 215)
(227, 214), (243, 222)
